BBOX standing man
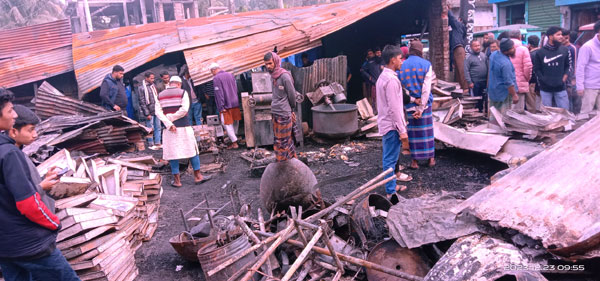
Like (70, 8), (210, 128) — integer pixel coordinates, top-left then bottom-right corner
(360, 49), (376, 105)
(464, 40), (488, 112)
(448, 8), (469, 92)
(563, 29), (580, 114)
(483, 32), (495, 54)
(377, 45), (408, 198)
(361, 47), (384, 111)
(100, 65), (127, 113)
(508, 30), (533, 112)
(0, 89), (80, 281)
(264, 52), (298, 162)
(156, 71), (170, 93)
(487, 40), (500, 58)
(527, 35), (542, 113)
(210, 63), (241, 149)
(181, 66), (203, 126)
(399, 41), (436, 170)
(138, 72), (161, 150)
(577, 21), (600, 114)
(533, 26), (571, 110)
(488, 38), (519, 121)
(201, 81), (217, 117)
(154, 76), (211, 187)
(301, 53), (313, 67)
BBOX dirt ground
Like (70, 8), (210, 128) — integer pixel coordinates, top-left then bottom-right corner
(134, 138), (506, 281)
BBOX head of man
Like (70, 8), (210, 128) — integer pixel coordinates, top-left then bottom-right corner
(169, 76), (183, 88)
(112, 65), (125, 80)
(527, 35), (540, 51)
(374, 47), (382, 58)
(366, 49), (374, 59)
(595, 20), (600, 38)
(301, 53), (310, 66)
(508, 29), (521, 41)
(489, 40), (500, 53)
(497, 31), (510, 41)
(561, 28), (571, 46)
(8, 105), (40, 147)
(546, 26), (564, 46)
(470, 40), (482, 54)
(408, 40), (424, 58)
(500, 38), (516, 58)
(0, 88), (17, 131)
(264, 52), (276, 73)
(382, 45), (403, 71)
(209, 62), (221, 76)
(144, 72), (155, 84)
(485, 32), (495, 42)
(160, 71), (170, 84)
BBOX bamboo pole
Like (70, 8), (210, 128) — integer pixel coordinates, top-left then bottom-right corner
(234, 216), (273, 277)
(255, 231), (424, 281)
(281, 227), (323, 281)
(320, 220), (345, 274)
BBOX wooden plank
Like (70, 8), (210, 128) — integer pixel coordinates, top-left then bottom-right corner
(241, 93), (255, 148)
(356, 98), (374, 119)
(489, 106), (507, 131)
(55, 192), (98, 210)
(63, 232), (119, 259)
(69, 232), (126, 263)
(57, 215), (119, 242)
(69, 238), (126, 271)
(37, 149), (76, 177)
(61, 209), (114, 230)
(434, 122), (510, 156)
(57, 225), (115, 250)
(89, 195), (137, 217)
(108, 159), (152, 172)
(117, 155), (157, 165)
(360, 122), (377, 132)
(57, 208), (97, 221)
(49, 177), (92, 199)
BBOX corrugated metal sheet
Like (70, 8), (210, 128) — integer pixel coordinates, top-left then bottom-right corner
(0, 47), (73, 89)
(528, 0), (561, 30)
(0, 19), (74, 89)
(72, 0), (403, 95)
(0, 19), (72, 60)
(453, 115), (600, 258)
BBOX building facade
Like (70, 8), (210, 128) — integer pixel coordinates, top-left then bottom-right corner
(556, 0), (600, 30)
(489, 0), (562, 29)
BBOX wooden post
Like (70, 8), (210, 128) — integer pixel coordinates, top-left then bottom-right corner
(76, 2), (87, 32)
(278, 0), (284, 9)
(280, 227), (323, 281)
(82, 0), (93, 31)
(241, 93), (255, 148)
(192, 0), (199, 17)
(139, 0), (147, 24)
(157, 2), (165, 22)
(320, 220), (345, 274)
(122, 1), (130, 26)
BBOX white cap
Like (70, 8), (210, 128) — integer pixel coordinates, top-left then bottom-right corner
(208, 62), (220, 70)
(169, 76), (182, 83)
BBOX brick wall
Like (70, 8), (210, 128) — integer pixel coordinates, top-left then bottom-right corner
(428, 0), (450, 81)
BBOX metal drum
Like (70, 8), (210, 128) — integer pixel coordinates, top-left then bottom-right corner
(366, 240), (430, 281)
(197, 234), (257, 281)
(259, 158), (317, 213)
(311, 104), (358, 138)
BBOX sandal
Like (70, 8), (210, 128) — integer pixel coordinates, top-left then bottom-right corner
(195, 174), (214, 185)
(396, 172), (412, 182)
(171, 181), (182, 188)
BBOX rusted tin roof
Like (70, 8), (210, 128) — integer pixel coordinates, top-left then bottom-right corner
(0, 19), (73, 89)
(72, 0), (402, 96)
(453, 115), (600, 258)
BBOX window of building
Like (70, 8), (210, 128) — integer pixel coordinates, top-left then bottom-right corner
(498, 3), (526, 26)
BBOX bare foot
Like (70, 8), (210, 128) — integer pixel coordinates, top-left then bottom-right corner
(410, 160), (419, 169)
(428, 158), (436, 167)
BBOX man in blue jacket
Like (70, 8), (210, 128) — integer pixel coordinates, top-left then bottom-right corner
(0, 88), (79, 281)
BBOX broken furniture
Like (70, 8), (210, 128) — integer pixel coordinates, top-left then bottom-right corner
(242, 72), (304, 148)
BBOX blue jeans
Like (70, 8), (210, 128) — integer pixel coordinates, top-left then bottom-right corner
(382, 130), (401, 194)
(169, 155), (201, 175)
(540, 90), (569, 110)
(0, 248), (80, 281)
(188, 102), (203, 126)
(145, 115), (162, 145)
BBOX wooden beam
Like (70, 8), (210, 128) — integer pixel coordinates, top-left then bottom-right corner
(123, 1), (130, 26)
(139, 0), (147, 24)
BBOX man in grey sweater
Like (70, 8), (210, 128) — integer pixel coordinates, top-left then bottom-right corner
(264, 51), (298, 162)
(464, 40), (489, 112)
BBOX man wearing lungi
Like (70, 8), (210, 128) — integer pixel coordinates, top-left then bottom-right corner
(398, 40), (436, 169)
(155, 76), (212, 187)
(377, 45), (409, 199)
(210, 63), (242, 149)
(264, 52), (298, 162)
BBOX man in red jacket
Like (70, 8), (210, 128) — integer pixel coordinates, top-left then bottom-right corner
(0, 88), (79, 281)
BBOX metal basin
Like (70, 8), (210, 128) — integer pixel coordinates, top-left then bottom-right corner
(312, 104), (358, 138)
(366, 240), (430, 281)
(168, 232), (215, 263)
(197, 233), (257, 281)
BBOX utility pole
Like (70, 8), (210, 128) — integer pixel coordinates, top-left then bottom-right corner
(278, 0), (284, 9)
(460, 0), (476, 44)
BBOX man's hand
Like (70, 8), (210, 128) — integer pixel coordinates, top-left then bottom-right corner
(40, 171), (59, 191)
(147, 115), (152, 120)
(205, 94), (209, 100)
(563, 75), (568, 83)
(413, 111), (423, 119)
(169, 125), (177, 132)
(400, 132), (408, 141)
(414, 98), (422, 105)
(578, 90), (585, 97)
(113, 105), (121, 111)
(512, 93), (520, 104)
(469, 83), (474, 89)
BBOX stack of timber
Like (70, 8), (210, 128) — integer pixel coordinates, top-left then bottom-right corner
(24, 111), (151, 162)
(36, 151), (161, 281)
(34, 81), (108, 120)
(356, 98), (380, 139)
(431, 80), (485, 124)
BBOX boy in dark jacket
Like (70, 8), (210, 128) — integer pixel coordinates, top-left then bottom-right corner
(99, 65), (127, 112)
(0, 89), (79, 281)
(533, 26), (571, 110)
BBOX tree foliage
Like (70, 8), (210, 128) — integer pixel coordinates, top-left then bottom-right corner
(0, 0), (66, 30)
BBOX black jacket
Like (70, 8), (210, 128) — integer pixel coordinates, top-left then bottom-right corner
(181, 78), (206, 104)
(533, 44), (571, 92)
(137, 81), (157, 117)
(0, 134), (57, 260)
(360, 57), (383, 86)
(99, 74), (127, 110)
